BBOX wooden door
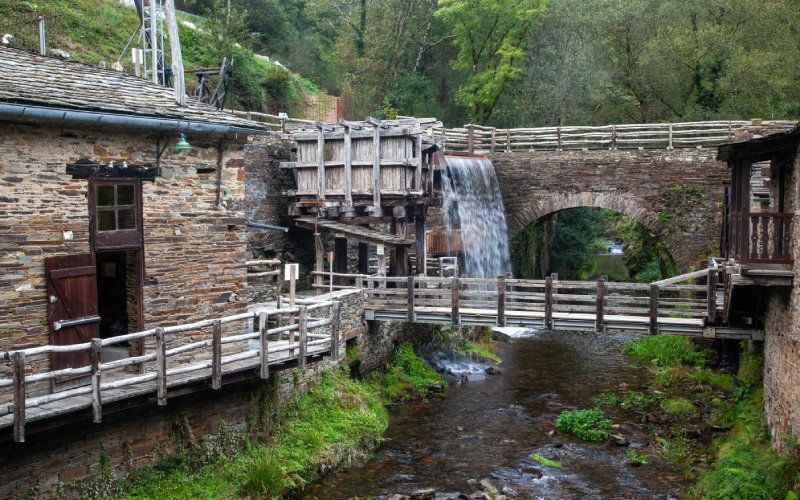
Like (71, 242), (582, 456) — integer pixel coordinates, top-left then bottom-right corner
(45, 254), (100, 372)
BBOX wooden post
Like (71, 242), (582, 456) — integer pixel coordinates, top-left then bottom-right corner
(595, 278), (605, 333)
(467, 124), (474, 154)
(12, 352), (25, 443)
(90, 338), (102, 423)
(298, 305), (308, 370)
(707, 268), (717, 323)
(259, 312), (269, 379)
(556, 126), (562, 150)
(415, 134), (423, 190)
(371, 121), (382, 214)
(505, 129), (511, 152)
(610, 125), (617, 150)
(497, 275), (506, 327)
(314, 232), (324, 294)
(407, 275), (415, 322)
(415, 207), (427, 275)
(155, 327), (167, 405)
(211, 320), (222, 389)
(358, 242), (369, 274)
(331, 302), (341, 360)
(545, 276), (553, 329)
(649, 285), (659, 335)
(668, 123), (674, 149)
(316, 126), (325, 199)
(490, 128), (496, 153)
(451, 276), (460, 325)
(343, 124), (353, 206)
(395, 245), (410, 277)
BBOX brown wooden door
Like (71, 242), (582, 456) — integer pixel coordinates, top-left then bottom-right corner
(45, 254), (99, 371)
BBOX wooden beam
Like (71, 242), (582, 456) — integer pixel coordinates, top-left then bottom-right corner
(258, 312), (269, 379)
(407, 275), (415, 322)
(415, 207), (426, 275)
(649, 285), (659, 335)
(298, 306), (308, 370)
(395, 245), (409, 277)
(330, 302), (341, 360)
(211, 320), (222, 389)
(155, 327), (167, 405)
(90, 338), (102, 423)
(371, 119), (382, 214)
(314, 232), (324, 294)
(12, 351), (25, 443)
(451, 276), (460, 325)
(497, 275), (506, 327)
(545, 276), (553, 329)
(316, 126), (325, 200)
(595, 278), (605, 332)
(343, 123), (353, 206)
(707, 268), (717, 323)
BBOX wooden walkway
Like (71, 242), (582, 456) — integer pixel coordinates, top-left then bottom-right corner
(0, 299), (344, 443)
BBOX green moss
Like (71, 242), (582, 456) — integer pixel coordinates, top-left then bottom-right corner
(529, 452), (563, 468)
(371, 343), (446, 401)
(555, 408), (612, 442)
(661, 397), (697, 419)
(459, 340), (501, 364)
(124, 367), (388, 499)
(623, 335), (706, 367)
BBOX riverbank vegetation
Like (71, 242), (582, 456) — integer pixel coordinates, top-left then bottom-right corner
(67, 343), (445, 499)
(613, 335), (800, 498)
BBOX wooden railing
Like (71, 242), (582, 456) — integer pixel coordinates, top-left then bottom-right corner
(0, 301), (341, 443)
(748, 213), (793, 264)
(432, 120), (797, 153)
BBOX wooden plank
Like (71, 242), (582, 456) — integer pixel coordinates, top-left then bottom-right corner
(343, 124), (353, 206)
(595, 278), (605, 332)
(258, 312), (269, 379)
(451, 276), (460, 325)
(298, 306), (308, 370)
(211, 320), (222, 389)
(90, 338), (102, 423)
(316, 127), (325, 199)
(330, 302), (341, 361)
(707, 268), (717, 323)
(372, 121), (381, 211)
(155, 327), (166, 405)
(12, 352), (25, 442)
(545, 276), (553, 329)
(407, 275), (415, 322)
(649, 285), (659, 335)
(497, 275), (506, 327)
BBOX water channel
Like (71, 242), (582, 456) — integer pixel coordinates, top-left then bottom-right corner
(303, 330), (681, 499)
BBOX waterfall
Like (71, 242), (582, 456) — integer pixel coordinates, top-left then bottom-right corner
(442, 155), (512, 278)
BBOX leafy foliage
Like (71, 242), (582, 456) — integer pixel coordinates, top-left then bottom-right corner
(555, 408), (612, 442)
(625, 450), (650, 465)
(371, 343), (446, 401)
(529, 452), (563, 468)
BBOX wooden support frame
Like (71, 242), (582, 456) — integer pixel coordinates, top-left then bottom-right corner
(298, 306), (308, 370)
(211, 320), (222, 389)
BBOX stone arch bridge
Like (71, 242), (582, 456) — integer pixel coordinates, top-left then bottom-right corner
(488, 148), (729, 271)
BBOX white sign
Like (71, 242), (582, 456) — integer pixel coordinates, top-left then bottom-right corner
(376, 244), (385, 256)
(284, 263), (299, 280)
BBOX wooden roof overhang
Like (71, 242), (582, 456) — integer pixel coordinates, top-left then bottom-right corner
(294, 217), (414, 247)
(718, 126), (800, 164)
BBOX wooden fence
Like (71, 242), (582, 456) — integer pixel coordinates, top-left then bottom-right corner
(0, 300), (341, 443)
(431, 120), (797, 153)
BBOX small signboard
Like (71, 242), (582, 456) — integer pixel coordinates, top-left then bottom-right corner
(376, 244), (385, 256)
(284, 263), (299, 280)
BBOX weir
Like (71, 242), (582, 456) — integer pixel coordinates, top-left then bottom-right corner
(442, 155), (512, 279)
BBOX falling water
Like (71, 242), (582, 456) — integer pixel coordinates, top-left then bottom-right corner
(442, 155), (512, 278)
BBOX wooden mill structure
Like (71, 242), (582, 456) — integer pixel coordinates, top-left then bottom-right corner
(281, 117), (443, 284)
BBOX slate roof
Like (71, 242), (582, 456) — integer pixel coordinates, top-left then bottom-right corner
(0, 46), (266, 132)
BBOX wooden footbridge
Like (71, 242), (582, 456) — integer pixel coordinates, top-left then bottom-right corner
(315, 268), (762, 339)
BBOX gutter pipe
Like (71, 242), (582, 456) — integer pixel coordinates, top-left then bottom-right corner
(0, 102), (272, 136)
(246, 221), (290, 233)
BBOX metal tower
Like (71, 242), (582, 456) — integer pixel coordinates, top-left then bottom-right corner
(138, 0), (167, 86)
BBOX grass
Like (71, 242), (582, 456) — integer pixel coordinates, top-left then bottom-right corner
(372, 343), (446, 401)
(124, 367), (388, 498)
(625, 449), (650, 465)
(623, 335), (706, 367)
(592, 390), (663, 410)
(529, 452), (563, 468)
(661, 397), (697, 419)
(555, 408), (613, 442)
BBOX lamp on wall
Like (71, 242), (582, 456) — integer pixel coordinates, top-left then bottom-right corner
(173, 133), (192, 150)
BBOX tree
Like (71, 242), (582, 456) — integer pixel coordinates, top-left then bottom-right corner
(435, 0), (546, 123)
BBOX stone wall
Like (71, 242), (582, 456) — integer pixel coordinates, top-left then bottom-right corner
(0, 123), (250, 385)
(490, 149), (729, 270)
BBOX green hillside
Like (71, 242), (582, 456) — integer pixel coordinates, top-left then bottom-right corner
(0, 0), (318, 114)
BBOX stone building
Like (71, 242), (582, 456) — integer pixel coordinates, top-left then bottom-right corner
(0, 46), (270, 383)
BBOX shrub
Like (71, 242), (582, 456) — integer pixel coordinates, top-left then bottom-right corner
(623, 335), (705, 367)
(555, 408), (612, 442)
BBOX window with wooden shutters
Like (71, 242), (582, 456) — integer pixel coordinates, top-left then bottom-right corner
(89, 180), (143, 250)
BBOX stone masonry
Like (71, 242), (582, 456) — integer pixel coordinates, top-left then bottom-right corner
(490, 148), (729, 271)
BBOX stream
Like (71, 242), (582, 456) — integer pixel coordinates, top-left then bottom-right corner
(302, 330), (681, 499)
